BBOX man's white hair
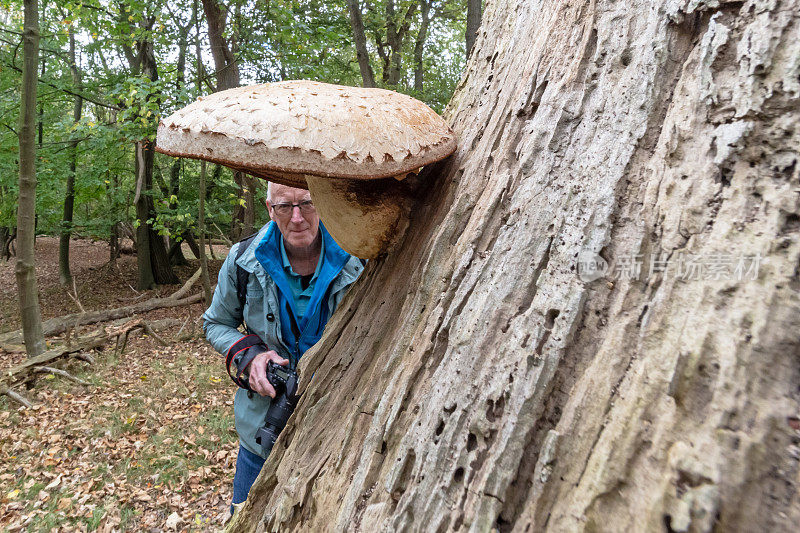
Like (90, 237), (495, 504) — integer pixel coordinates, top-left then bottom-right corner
(267, 181), (273, 203)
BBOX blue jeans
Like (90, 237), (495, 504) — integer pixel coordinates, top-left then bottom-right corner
(231, 444), (265, 514)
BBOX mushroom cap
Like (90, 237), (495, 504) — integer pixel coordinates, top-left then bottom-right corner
(155, 81), (457, 188)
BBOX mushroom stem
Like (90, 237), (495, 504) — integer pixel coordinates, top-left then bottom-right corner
(306, 175), (412, 259)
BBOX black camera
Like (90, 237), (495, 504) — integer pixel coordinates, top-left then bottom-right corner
(254, 361), (300, 457)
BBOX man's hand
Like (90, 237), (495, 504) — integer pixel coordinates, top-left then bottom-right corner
(248, 350), (289, 398)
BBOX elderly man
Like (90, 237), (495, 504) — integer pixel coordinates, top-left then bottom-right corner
(203, 182), (364, 512)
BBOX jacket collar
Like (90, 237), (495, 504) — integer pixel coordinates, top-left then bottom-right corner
(235, 223), (271, 274)
(237, 221), (362, 289)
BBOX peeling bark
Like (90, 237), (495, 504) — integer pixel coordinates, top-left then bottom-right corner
(233, 1), (800, 531)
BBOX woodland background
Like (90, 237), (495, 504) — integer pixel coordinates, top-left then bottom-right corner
(0, 0), (478, 530)
(0, 0), (471, 284)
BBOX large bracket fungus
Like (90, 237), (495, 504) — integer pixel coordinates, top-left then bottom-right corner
(155, 80), (457, 258)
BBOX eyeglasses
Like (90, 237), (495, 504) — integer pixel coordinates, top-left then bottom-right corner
(271, 200), (315, 218)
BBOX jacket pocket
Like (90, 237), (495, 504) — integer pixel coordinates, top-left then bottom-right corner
(243, 290), (265, 329)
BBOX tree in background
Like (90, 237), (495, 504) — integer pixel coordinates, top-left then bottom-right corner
(115, 3), (178, 288)
(465, 0), (480, 57)
(163, 2), (196, 267)
(202, 0), (257, 241)
(340, 0), (467, 110)
(346, 0), (376, 87)
(15, 0), (45, 356)
(367, 0), (418, 86)
(57, 14), (83, 287)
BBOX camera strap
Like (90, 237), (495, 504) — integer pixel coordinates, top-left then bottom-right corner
(225, 334), (264, 389)
(285, 301), (303, 370)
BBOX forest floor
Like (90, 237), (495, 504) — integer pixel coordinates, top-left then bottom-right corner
(0, 237), (239, 532)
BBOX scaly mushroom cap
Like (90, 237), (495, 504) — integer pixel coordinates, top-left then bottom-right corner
(155, 80), (457, 189)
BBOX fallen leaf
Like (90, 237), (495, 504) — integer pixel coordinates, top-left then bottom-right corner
(45, 474), (62, 490)
(165, 511), (182, 530)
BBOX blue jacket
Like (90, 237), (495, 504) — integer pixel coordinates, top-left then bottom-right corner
(203, 221), (364, 457)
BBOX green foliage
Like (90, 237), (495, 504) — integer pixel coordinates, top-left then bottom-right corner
(0, 0), (468, 244)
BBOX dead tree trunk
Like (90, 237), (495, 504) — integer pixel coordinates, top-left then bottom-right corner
(234, 1), (800, 532)
(15, 0), (45, 357)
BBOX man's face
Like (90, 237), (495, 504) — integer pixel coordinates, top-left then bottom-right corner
(267, 183), (320, 249)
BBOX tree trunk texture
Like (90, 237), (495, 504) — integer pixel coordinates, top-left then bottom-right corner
(0, 227), (14, 260)
(15, 0), (45, 357)
(109, 222), (119, 264)
(202, 0), (240, 92)
(37, 54), (44, 147)
(59, 26), (83, 287)
(183, 230), (202, 259)
(135, 139), (178, 289)
(234, 1), (800, 532)
(347, 0), (377, 88)
(167, 158), (189, 266)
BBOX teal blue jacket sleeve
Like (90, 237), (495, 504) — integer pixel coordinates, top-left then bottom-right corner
(202, 245), (247, 355)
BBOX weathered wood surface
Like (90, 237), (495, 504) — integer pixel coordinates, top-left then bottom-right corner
(233, 0), (800, 531)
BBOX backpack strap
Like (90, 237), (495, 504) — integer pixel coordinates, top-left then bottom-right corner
(235, 232), (259, 312)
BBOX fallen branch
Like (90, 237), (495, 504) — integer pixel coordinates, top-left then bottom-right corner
(74, 352), (95, 365)
(171, 268), (202, 300)
(176, 316), (190, 338)
(0, 318), (180, 406)
(0, 333), (108, 398)
(67, 277), (86, 314)
(32, 366), (90, 386)
(117, 292), (148, 303)
(0, 292), (203, 348)
(142, 321), (169, 346)
(0, 387), (32, 408)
